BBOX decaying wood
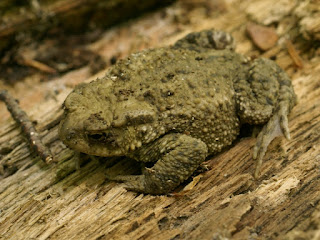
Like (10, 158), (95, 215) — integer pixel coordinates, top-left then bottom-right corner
(1, 0), (320, 239)
(0, 0), (174, 56)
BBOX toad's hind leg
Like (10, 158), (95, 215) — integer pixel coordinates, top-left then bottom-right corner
(107, 134), (208, 194)
(173, 29), (235, 51)
(235, 58), (297, 177)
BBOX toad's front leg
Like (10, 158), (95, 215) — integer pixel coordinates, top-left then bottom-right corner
(107, 134), (208, 194)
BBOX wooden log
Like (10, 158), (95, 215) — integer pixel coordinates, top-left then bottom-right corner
(0, 0), (320, 239)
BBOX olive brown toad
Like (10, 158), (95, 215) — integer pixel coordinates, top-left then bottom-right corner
(58, 29), (297, 194)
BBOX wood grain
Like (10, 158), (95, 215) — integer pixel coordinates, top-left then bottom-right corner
(1, 0), (319, 239)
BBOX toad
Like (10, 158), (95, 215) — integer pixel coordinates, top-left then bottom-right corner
(59, 29), (296, 194)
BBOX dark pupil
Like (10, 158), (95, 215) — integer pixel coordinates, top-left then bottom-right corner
(88, 133), (106, 141)
(87, 133), (117, 146)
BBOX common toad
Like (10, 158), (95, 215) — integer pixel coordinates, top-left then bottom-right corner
(59, 29), (296, 194)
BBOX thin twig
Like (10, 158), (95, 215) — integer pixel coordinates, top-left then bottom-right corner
(19, 58), (57, 74)
(0, 90), (54, 164)
(286, 40), (304, 69)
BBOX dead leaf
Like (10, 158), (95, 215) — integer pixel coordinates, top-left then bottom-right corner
(247, 22), (278, 51)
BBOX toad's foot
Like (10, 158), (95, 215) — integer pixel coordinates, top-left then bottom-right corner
(106, 174), (146, 191)
(253, 103), (291, 178)
(173, 29), (235, 51)
(235, 57), (296, 178)
(106, 134), (208, 194)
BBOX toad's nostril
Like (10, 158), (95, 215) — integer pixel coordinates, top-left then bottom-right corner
(66, 131), (77, 140)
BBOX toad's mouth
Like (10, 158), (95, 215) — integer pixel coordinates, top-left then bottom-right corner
(61, 131), (124, 157)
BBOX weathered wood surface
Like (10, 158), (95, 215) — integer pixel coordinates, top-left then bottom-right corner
(1, 0), (320, 239)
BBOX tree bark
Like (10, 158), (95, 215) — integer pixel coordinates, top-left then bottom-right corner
(1, 0), (320, 239)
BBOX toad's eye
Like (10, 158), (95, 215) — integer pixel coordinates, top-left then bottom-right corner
(87, 132), (118, 146)
(87, 133), (107, 142)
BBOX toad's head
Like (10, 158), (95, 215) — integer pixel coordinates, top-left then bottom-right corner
(59, 79), (158, 157)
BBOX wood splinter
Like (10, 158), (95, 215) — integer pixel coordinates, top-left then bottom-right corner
(0, 90), (54, 164)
